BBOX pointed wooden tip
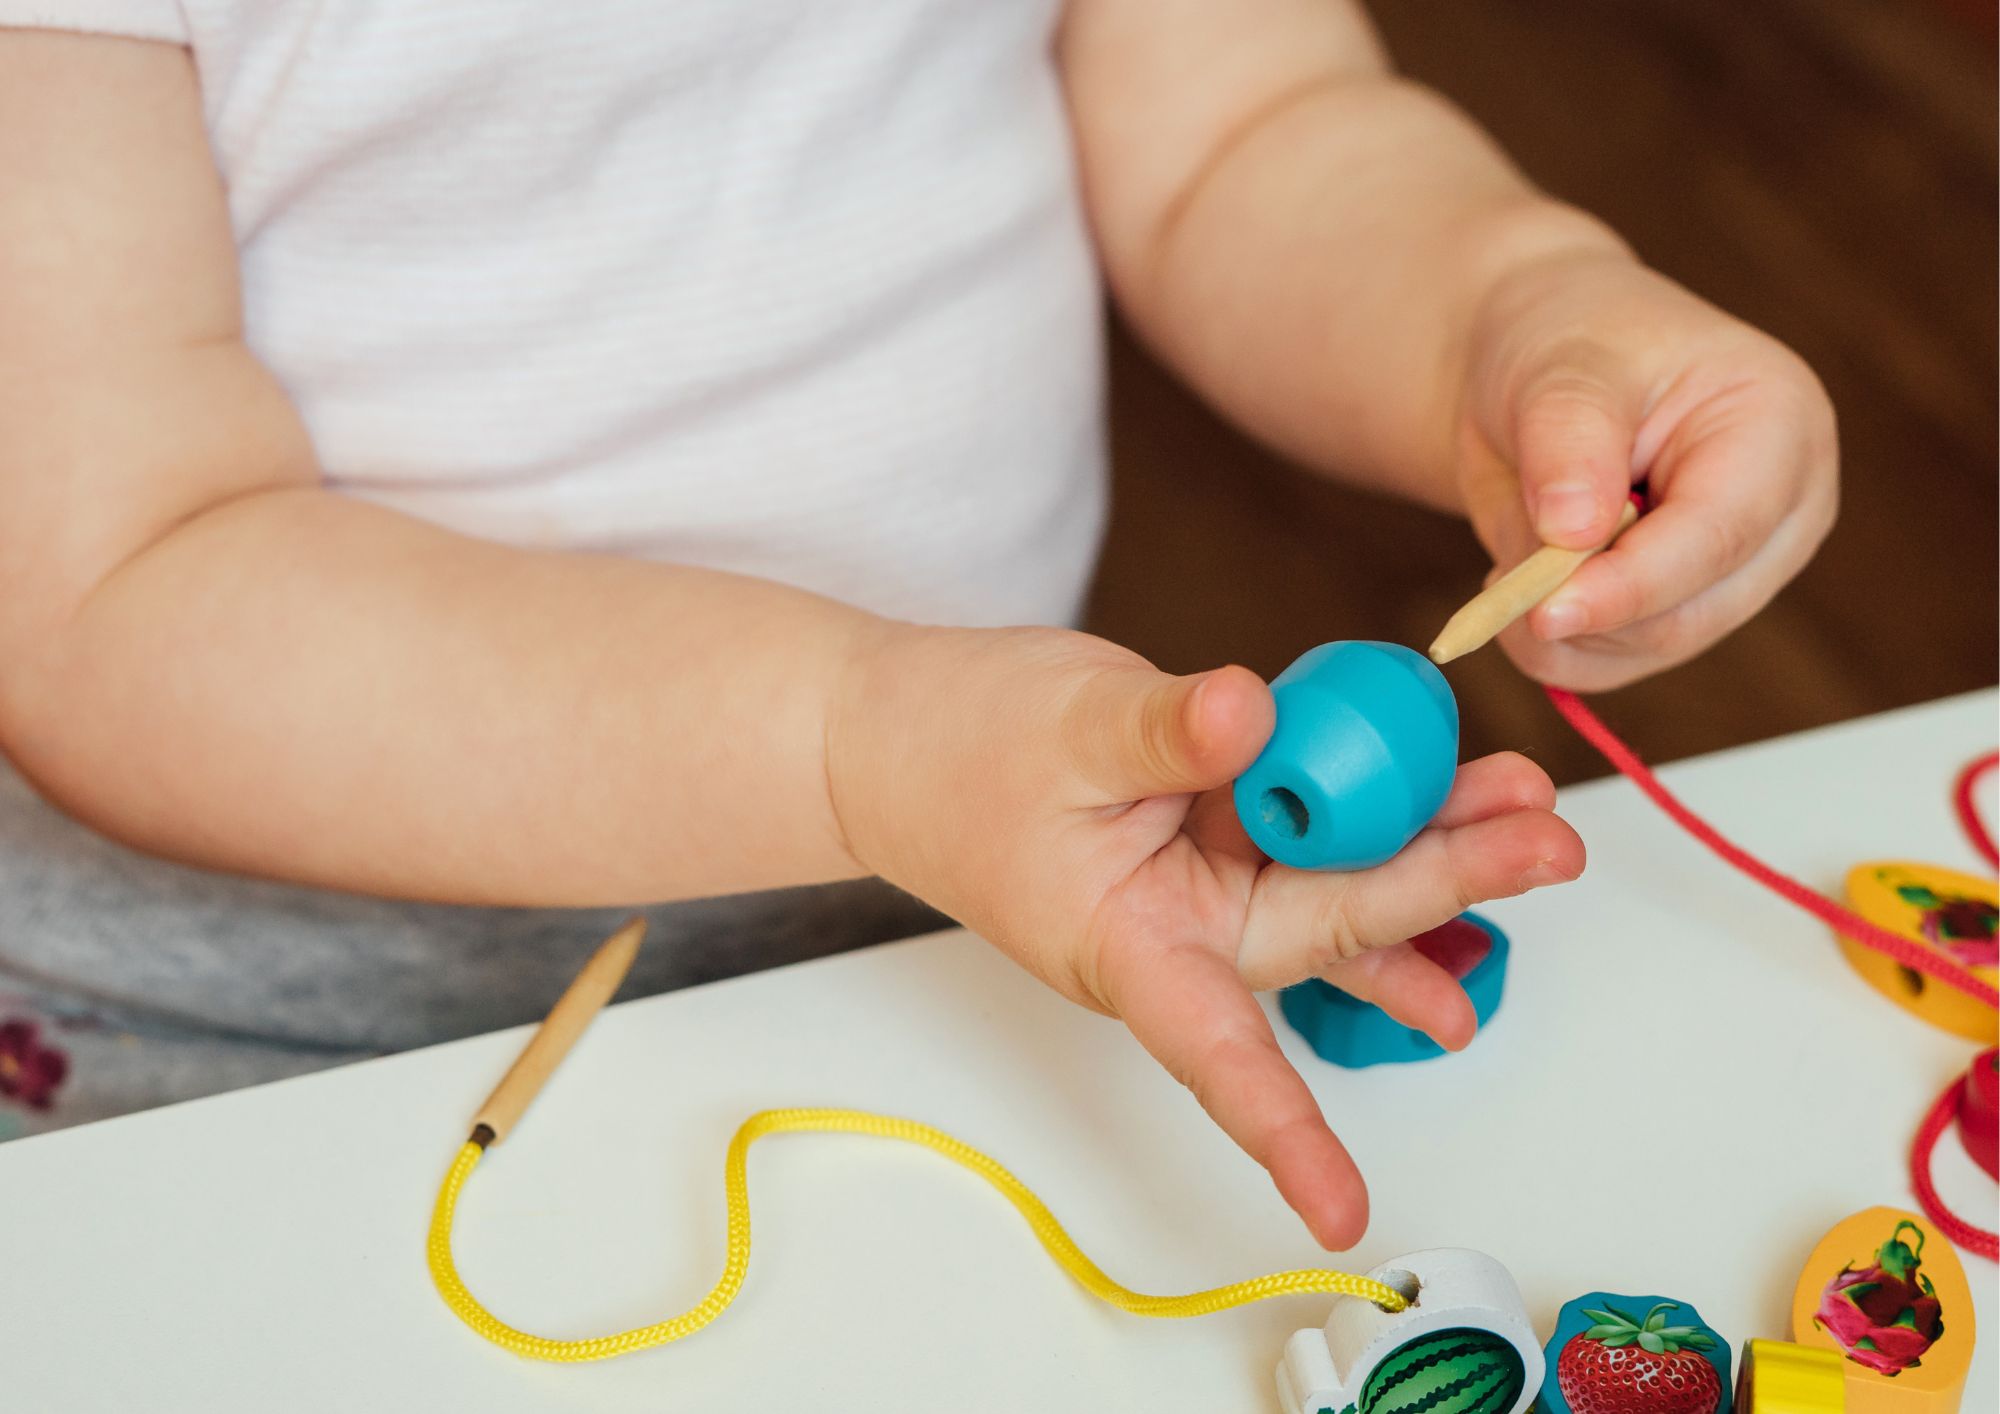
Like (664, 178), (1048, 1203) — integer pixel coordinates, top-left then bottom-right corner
(1426, 627), (1473, 665)
(599, 915), (647, 970)
(1425, 500), (1640, 667)
(469, 916), (649, 1147)
(1428, 592), (1495, 663)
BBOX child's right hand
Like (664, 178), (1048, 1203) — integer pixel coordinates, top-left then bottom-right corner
(828, 624), (1583, 1249)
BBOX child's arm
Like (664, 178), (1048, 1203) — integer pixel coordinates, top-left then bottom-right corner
(1062, 0), (1839, 690)
(0, 33), (886, 904)
(0, 32), (1582, 1247)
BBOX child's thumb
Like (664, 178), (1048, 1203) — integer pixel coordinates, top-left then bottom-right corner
(1064, 664), (1273, 803)
(1511, 355), (1641, 550)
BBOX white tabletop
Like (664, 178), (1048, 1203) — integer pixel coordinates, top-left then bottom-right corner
(2, 692), (1994, 1413)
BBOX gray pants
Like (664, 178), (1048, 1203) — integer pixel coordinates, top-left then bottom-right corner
(0, 758), (944, 1141)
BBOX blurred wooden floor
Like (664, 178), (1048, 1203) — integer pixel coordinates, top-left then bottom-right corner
(1085, 0), (1998, 783)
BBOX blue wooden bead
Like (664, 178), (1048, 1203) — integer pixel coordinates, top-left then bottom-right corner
(1278, 913), (1510, 1069)
(1232, 641), (1459, 871)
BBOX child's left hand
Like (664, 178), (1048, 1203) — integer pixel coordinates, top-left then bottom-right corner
(1455, 250), (1839, 690)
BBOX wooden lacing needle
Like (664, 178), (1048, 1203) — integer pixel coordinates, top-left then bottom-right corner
(1428, 499), (1640, 665)
(469, 917), (646, 1148)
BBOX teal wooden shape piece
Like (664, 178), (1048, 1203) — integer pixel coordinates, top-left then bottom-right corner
(1278, 914), (1508, 1069)
(1539, 1292), (1732, 1414)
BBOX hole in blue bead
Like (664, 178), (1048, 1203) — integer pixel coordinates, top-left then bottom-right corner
(1260, 787), (1309, 840)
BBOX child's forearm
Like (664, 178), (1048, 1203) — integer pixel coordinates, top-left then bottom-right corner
(2, 478), (883, 904)
(1064, 0), (1628, 508)
(0, 32), (882, 906)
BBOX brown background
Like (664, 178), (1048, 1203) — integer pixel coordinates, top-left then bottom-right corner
(1086, 0), (1998, 782)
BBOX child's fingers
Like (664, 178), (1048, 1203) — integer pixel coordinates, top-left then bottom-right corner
(1098, 935), (1368, 1250)
(1063, 662), (1274, 804)
(1528, 493), (1784, 646)
(1509, 352), (1644, 550)
(1502, 501), (1835, 690)
(1527, 390), (1832, 645)
(1236, 806), (1582, 991)
(1427, 750), (1556, 828)
(1503, 482), (1835, 691)
(1185, 749), (1551, 866)
(1319, 943), (1478, 1050)
(1182, 781), (1268, 871)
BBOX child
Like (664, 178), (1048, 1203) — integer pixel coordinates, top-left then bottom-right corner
(0, 2), (1835, 1248)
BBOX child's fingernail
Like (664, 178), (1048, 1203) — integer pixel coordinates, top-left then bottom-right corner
(1538, 598), (1587, 641)
(1521, 858), (1576, 888)
(1535, 482), (1600, 540)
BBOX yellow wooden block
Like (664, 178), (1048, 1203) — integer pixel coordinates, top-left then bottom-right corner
(1737, 1340), (1847, 1414)
(1838, 863), (1997, 1042)
(1789, 1207), (1975, 1414)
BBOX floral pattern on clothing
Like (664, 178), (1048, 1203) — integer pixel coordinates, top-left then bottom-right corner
(0, 1016), (70, 1111)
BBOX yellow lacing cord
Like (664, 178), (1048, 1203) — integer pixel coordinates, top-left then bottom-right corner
(427, 1105), (1408, 1362)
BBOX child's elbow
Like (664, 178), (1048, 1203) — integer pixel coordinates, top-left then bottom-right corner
(0, 629), (117, 842)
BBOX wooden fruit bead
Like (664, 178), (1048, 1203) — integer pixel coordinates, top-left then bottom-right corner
(1280, 913), (1509, 1068)
(1788, 1207), (1975, 1414)
(1735, 1341), (1848, 1414)
(1538, 1292), (1732, 1414)
(1957, 1047), (1998, 1180)
(1835, 863), (1997, 1041)
(1234, 642), (1459, 871)
(1276, 1248), (1541, 1414)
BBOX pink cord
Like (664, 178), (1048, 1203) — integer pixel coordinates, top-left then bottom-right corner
(1544, 687), (1998, 1258)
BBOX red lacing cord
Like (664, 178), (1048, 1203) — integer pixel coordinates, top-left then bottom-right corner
(1546, 688), (1998, 1008)
(1545, 687), (1998, 1258)
(1953, 752), (1999, 870)
(1910, 1073), (1999, 1261)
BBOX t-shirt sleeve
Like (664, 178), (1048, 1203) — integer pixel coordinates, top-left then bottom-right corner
(0, 1), (187, 44)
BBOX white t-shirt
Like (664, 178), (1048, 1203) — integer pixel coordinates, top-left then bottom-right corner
(3, 0), (1108, 627)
